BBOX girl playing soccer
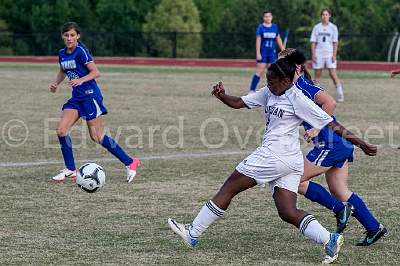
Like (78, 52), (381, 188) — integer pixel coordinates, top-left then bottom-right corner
(168, 51), (377, 264)
(278, 48), (386, 246)
(248, 10), (284, 93)
(310, 8), (344, 102)
(50, 22), (140, 183)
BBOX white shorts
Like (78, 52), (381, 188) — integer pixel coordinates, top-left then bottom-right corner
(236, 147), (302, 194)
(312, 56), (337, 69)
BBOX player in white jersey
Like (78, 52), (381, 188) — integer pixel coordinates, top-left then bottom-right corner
(167, 52), (377, 264)
(310, 8), (344, 102)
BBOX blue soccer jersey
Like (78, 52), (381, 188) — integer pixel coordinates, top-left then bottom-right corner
(256, 23), (280, 54)
(295, 75), (351, 148)
(58, 43), (102, 100)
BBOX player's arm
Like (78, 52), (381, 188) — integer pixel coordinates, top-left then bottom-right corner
(256, 36), (262, 61)
(50, 67), (66, 93)
(276, 35), (284, 50)
(314, 90), (336, 115)
(311, 42), (317, 63)
(327, 121), (377, 156)
(332, 42), (338, 63)
(69, 62), (100, 87)
(391, 68), (400, 78)
(212, 82), (246, 109)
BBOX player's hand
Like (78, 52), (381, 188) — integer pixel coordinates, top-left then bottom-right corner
(360, 142), (377, 156)
(304, 128), (320, 143)
(312, 55), (317, 64)
(256, 54), (262, 61)
(211, 81), (225, 100)
(69, 78), (83, 87)
(50, 82), (58, 93)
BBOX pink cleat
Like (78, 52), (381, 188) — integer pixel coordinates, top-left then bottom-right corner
(126, 157), (141, 183)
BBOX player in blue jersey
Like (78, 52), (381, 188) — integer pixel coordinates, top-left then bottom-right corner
(279, 48), (387, 248)
(248, 10), (284, 93)
(50, 22), (140, 183)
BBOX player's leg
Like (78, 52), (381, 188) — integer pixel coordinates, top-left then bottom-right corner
(325, 164), (387, 246)
(273, 186), (343, 262)
(249, 62), (266, 92)
(52, 108), (80, 181)
(327, 66), (344, 102)
(313, 56), (323, 85)
(168, 170), (256, 247)
(86, 115), (140, 183)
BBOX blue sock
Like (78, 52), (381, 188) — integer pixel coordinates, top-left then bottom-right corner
(249, 74), (260, 91)
(58, 135), (75, 171)
(304, 181), (345, 214)
(347, 193), (380, 232)
(101, 135), (133, 166)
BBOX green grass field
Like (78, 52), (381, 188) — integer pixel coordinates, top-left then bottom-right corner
(0, 63), (399, 265)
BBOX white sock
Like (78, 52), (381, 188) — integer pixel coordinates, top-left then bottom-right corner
(190, 200), (225, 238)
(336, 84), (343, 95)
(299, 214), (330, 245)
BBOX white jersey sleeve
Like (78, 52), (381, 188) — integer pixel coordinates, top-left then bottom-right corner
(310, 25), (317, 43)
(332, 24), (339, 42)
(241, 86), (270, 109)
(290, 89), (333, 130)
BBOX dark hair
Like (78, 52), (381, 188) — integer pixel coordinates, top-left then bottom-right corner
(268, 50), (306, 81)
(61, 21), (81, 34)
(278, 48), (312, 82)
(320, 8), (331, 16)
(263, 10), (272, 15)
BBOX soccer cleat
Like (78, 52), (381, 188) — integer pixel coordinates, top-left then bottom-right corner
(335, 203), (353, 234)
(167, 218), (198, 248)
(126, 157), (141, 183)
(51, 169), (77, 181)
(323, 233), (344, 264)
(356, 224), (387, 246)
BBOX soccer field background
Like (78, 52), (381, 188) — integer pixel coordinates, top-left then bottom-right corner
(0, 63), (399, 265)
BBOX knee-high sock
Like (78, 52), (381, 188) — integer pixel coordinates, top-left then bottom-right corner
(58, 135), (75, 171)
(249, 74), (260, 91)
(304, 181), (345, 214)
(190, 200), (225, 238)
(299, 214), (331, 245)
(347, 193), (380, 232)
(100, 135), (133, 166)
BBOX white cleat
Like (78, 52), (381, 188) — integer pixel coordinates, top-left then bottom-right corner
(51, 169), (76, 181)
(167, 218), (198, 247)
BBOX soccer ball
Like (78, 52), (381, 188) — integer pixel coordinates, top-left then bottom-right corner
(76, 163), (106, 193)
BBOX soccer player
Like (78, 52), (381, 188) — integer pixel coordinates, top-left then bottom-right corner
(168, 51), (377, 264)
(50, 22), (140, 182)
(278, 48), (387, 247)
(390, 68), (400, 78)
(248, 10), (284, 93)
(310, 8), (344, 102)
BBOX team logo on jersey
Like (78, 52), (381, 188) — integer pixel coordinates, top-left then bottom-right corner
(267, 105), (285, 119)
(61, 60), (77, 70)
(263, 32), (277, 39)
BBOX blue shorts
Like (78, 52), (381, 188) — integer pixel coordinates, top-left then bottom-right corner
(62, 97), (108, 121)
(257, 52), (277, 64)
(306, 144), (354, 168)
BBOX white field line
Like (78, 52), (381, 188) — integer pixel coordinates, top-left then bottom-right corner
(0, 144), (397, 168)
(0, 150), (251, 168)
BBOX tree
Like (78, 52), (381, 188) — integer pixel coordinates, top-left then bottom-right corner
(143, 0), (202, 58)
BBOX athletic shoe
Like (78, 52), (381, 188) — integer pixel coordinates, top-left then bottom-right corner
(167, 218), (198, 248)
(126, 157), (141, 183)
(52, 169), (76, 181)
(323, 233), (344, 264)
(335, 203), (353, 234)
(336, 92), (344, 102)
(356, 224), (387, 246)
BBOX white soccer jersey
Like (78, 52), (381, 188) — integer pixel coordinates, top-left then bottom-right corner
(310, 22), (338, 58)
(241, 85), (333, 171)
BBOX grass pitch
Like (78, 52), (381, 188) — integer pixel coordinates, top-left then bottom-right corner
(0, 63), (399, 265)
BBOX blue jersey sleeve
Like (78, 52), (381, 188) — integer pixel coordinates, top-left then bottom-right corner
(274, 24), (280, 38)
(296, 76), (321, 101)
(256, 24), (263, 37)
(76, 46), (93, 66)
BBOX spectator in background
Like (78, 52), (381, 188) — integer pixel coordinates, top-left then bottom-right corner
(310, 8), (344, 102)
(248, 10), (284, 93)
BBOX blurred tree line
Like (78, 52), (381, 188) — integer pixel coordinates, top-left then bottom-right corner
(0, 0), (399, 60)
